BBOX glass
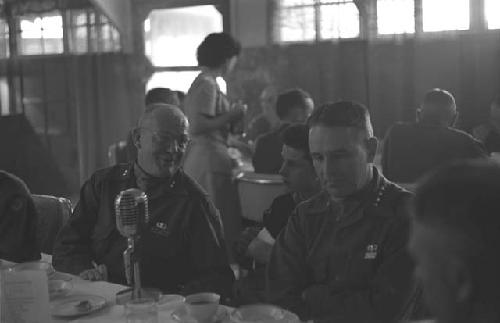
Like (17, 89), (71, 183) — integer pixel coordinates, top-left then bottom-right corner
(145, 6), (223, 67)
(19, 13), (63, 55)
(422, 0), (470, 32)
(320, 1), (360, 39)
(377, 0), (415, 35)
(278, 6), (316, 42)
(485, 0), (500, 30)
(125, 298), (158, 323)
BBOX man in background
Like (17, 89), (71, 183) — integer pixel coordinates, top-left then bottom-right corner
(252, 88), (314, 174)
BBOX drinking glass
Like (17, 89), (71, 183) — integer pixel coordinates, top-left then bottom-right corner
(125, 298), (158, 323)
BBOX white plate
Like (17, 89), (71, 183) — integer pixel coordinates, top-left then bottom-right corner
(51, 295), (106, 318)
(12, 261), (55, 277)
(230, 304), (300, 323)
(172, 305), (229, 323)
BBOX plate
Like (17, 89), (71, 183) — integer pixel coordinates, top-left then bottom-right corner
(51, 295), (106, 318)
(12, 261), (55, 277)
(48, 280), (73, 299)
(172, 305), (229, 323)
(230, 304), (300, 323)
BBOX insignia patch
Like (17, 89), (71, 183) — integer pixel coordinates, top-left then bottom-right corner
(151, 222), (169, 237)
(364, 244), (378, 260)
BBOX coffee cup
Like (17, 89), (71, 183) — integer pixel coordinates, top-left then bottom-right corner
(185, 292), (220, 323)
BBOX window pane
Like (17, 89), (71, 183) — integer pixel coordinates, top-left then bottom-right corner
(147, 71), (227, 94)
(485, 0), (500, 30)
(320, 2), (359, 39)
(19, 13), (63, 55)
(0, 20), (9, 58)
(278, 7), (316, 42)
(145, 6), (223, 67)
(377, 0), (415, 34)
(280, 0), (314, 6)
(422, 0), (469, 32)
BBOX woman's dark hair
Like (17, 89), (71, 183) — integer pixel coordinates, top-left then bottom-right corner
(197, 32), (241, 68)
(281, 124), (311, 161)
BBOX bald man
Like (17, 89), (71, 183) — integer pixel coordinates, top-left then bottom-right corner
(53, 104), (234, 297)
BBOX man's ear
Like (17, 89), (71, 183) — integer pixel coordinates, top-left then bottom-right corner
(132, 128), (141, 149)
(366, 137), (378, 163)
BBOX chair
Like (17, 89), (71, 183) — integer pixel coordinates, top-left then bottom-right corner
(32, 195), (72, 255)
(235, 172), (287, 223)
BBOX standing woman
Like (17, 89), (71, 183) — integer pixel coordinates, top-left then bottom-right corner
(183, 33), (245, 262)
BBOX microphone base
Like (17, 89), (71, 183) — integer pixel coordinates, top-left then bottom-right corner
(115, 287), (162, 305)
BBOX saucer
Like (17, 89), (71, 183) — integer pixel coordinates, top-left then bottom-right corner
(172, 305), (229, 323)
(51, 295), (106, 318)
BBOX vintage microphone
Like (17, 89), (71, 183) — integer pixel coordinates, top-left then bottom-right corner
(115, 188), (149, 300)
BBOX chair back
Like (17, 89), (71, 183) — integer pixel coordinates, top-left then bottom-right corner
(32, 195), (72, 255)
(235, 172), (287, 223)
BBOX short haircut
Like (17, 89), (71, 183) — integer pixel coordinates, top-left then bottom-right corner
(307, 100), (374, 137)
(415, 160), (500, 301)
(281, 124), (311, 161)
(197, 32), (241, 68)
(421, 88), (456, 124)
(145, 88), (179, 106)
(276, 88), (312, 120)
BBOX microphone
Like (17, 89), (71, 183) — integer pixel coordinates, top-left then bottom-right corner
(115, 188), (149, 300)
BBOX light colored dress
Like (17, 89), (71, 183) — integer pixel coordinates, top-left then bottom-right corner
(182, 72), (241, 261)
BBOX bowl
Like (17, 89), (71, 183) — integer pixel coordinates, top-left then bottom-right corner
(12, 261), (55, 277)
(48, 280), (72, 299)
(185, 292), (220, 323)
(157, 294), (185, 312)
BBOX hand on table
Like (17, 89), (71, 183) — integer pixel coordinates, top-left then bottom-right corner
(79, 263), (108, 281)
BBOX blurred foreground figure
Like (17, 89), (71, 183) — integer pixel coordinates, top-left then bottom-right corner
(267, 101), (413, 322)
(411, 161), (500, 323)
(53, 105), (234, 297)
(0, 170), (40, 263)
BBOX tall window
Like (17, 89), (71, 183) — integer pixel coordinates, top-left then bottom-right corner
(422, 0), (470, 32)
(485, 0), (500, 30)
(377, 0), (415, 35)
(275, 0), (360, 42)
(144, 6), (225, 93)
(18, 12), (64, 55)
(0, 19), (9, 58)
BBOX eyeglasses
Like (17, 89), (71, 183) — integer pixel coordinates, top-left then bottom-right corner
(138, 128), (189, 151)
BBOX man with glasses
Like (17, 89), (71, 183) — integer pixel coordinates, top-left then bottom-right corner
(53, 104), (234, 298)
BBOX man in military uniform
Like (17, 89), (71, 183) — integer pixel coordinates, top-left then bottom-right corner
(53, 104), (234, 298)
(267, 101), (414, 322)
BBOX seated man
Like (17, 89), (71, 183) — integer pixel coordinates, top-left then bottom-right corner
(0, 170), (40, 263)
(246, 86), (279, 142)
(473, 94), (500, 153)
(267, 101), (414, 322)
(252, 88), (314, 174)
(53, 104), (234, 298)
(410, 161), (500, 323)
(382, 88), (487, 183)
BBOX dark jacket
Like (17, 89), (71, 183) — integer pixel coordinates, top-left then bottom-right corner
(267, 168), (413, 323)
(53, 164), (234, 297)
(252, 124), (289, 174)
(382, 122), (488, 183)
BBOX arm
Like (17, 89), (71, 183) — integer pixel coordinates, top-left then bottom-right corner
(266, 214), (309, 318)
(52, 176), (99, 275)
(187, 79), (242, 136)
(182, 198), (235, 299)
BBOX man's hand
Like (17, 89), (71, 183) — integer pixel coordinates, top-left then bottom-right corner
(79, 263), (108, 281)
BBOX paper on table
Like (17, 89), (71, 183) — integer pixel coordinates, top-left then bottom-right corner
(1, 269), (50, 323)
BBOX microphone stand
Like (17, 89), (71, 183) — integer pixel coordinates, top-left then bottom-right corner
(123, 237), (142, 300)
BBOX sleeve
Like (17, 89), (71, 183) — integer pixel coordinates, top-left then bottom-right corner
(181, 197), (235, 299)
(52, 175), (99, 275)
(186, 77), (218, 118)
(305, 194), (414, 323)
(266, 212), (310, 318)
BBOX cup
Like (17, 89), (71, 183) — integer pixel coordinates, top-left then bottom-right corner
(157, 294), (185, 312)
(125, 298), (158, 323)
(185, 292), (220, 323)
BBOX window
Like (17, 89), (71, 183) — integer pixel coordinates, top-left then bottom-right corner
(18, 12), (64, 55)
(275, 0), (360, 42)
(66, 9), (121, 54)
(377, 0), (415, 35)
(422, 0), (470, 32)
(485, 0), (500, 30)
(0, 19), (9, 58)
(144, 6), (224, 93)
